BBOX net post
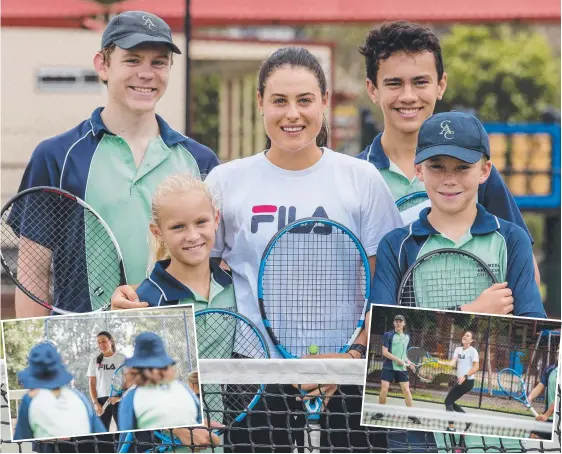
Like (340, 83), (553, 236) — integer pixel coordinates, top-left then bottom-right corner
(184, 310), (192, 371)
(478, 316), (492, 409)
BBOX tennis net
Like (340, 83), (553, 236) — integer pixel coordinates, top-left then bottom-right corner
(362, 402), (553, 438)
(1, 359), (561, 452)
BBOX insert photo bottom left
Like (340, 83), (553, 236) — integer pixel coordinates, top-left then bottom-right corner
(1, 306), (200, 443)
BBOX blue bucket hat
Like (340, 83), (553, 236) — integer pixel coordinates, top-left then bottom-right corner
(101, 11), (181, 54)
(415, 111), (491, 165)
(17, 343), (73, 390)
(124, 332), (176, 369)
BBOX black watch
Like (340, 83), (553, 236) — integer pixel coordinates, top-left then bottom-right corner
(348, 344), (367, 359)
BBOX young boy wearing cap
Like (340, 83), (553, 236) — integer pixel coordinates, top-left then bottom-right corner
(118, 332), (201, 430)
(372, 315), (420, 423)
(14, 343), (106, 440)
(369, 111), (546, 318)
(15, 11), (218, 317)
(355, 21), (540, 281)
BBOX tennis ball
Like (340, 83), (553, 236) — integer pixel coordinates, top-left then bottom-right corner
(309, 344), (319, 355)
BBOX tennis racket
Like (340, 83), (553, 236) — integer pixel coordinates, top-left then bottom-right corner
(397, 248), (498, 310)
(406, 347), (439, 383)
(258, 217), (370, 426)
(0, 186), (126, 314)
(195, 309), (270, 433)
(395, 191), (429, 212)
(498, 368), (538, 417)
(101, 365), (126, 414)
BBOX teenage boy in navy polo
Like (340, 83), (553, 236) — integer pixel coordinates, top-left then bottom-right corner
(356, 21), (540, 282)
(15, 11), (218, 317)
(372, 315), (420, 424)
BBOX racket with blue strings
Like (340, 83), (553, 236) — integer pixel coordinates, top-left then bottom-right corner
(258, 217), (370, 424)
(101, 365), (126, 414)
(498, 368), (538, 416)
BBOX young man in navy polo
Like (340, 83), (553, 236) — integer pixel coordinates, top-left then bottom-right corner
(16, 11), (218, 317)
(369, 111), (545, 318)
(372, 314), (420, 423)
(356, 21), (539, 282)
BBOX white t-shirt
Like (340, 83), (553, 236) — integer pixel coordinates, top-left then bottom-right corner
(205, 148), (403, 357)
(87, 352), (126, 398)
(453, 346), (479, 379)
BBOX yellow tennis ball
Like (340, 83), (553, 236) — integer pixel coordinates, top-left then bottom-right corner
(309, 344), (319, 355)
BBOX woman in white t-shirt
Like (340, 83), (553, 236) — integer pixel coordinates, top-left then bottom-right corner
(439, 330), (480, 432)
(87, 331), (126, 430)
(205, 47), (403, 450)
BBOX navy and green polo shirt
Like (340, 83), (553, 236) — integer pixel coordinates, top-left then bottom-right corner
(540, 365), (558, 420)
(357, 134), (533, 243)
(137, 259), (236, 311)
(17, 108), (218, 311)
(137, 259), (237, 360)
(382, 330), (410, 371)
(369, 204), (546, 318)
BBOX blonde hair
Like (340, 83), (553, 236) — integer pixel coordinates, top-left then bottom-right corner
(187, 371), (199, 385)
(148, 173), (219, 273)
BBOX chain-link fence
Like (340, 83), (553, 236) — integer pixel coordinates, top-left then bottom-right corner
(4, 307), (197, 398)
(366, 306), (560, 415)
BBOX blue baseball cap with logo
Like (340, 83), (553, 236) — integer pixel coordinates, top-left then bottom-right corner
(414, 111), (491, 165)
(102, 11), (181, 54)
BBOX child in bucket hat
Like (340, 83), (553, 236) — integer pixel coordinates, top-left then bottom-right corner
(14, 343), (106, 440)
(118, 332), (201, 431)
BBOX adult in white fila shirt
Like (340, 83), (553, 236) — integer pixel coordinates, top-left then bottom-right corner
(87, 331), (126, 430)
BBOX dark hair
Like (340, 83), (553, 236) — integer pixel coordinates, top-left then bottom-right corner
(464, 331), (476, 345)
(257, 47), (329, 148)
(358, 21), (444, 87)
(96, 331), (116, 365)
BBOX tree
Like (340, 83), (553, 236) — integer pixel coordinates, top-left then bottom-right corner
(3, 320), (45, 389)
(439, 25), (561, 122)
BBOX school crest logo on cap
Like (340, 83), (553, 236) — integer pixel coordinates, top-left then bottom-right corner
(440, 120), (455, 140)
(142, 15), (157, 31)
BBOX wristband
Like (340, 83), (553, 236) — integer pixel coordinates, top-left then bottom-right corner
(348, 344), (367, 359)
(464, 375), (468, 379)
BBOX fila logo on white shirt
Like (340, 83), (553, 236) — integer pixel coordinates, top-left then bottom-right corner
(251, 205), (330, 233)
(98, 364), (117, 371)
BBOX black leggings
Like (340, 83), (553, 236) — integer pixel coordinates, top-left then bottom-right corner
(445, 379), (474, 413)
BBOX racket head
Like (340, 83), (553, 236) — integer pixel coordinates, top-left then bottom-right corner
(395, 191), (429, 212)
(498, 368), (527, 401)
(416, 360), (440, 383)
(397, 248), (498, 310)
(0, 186), (126, 314)
(111, 365), (126, 395)
(407, 347), (428, 365)
(258, 217), (370, 358)
(195, 309), (269, 428)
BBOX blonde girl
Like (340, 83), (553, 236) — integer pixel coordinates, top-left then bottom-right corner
(135, 173), (235, 312)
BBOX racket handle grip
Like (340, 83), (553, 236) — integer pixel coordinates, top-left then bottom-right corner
(101, 400), (110, 414)
(529, 406), (539, 417)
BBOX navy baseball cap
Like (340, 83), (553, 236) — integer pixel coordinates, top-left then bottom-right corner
(101, 11), (181, 54)
(415, 112), (490, 165)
